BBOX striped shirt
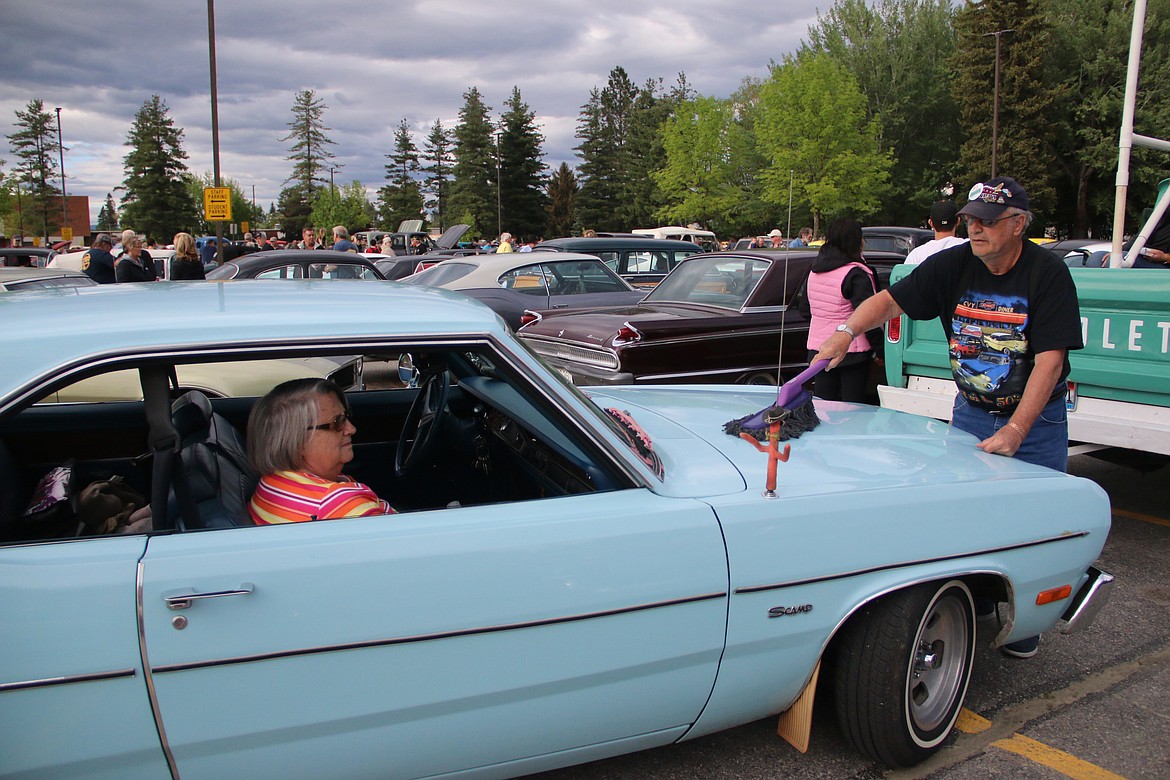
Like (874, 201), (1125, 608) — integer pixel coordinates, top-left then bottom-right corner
(249, 470), (394, 525)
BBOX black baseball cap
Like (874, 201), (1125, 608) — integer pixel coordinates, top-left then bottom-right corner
(929, 200), (958, 229)
(957, 177), (1030, 220)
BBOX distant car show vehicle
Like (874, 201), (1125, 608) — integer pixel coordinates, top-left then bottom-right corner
(0, 247), (59, 268)
(519, 249), (903, 387)
(535, 236), (702, 288)
(205, 250), (386, 280)
(0, 267), (96, 292)
(861, 226), (935, 256)
(632, 225), (720, 252)
(403, 251), (646, 329)
(0, 279), (1112, 777)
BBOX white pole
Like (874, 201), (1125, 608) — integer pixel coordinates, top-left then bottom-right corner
(1111, 0), (1148, 267)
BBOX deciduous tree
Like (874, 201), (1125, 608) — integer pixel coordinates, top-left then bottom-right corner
(804, 0), (962, 225)
(756, 53), (892, 235)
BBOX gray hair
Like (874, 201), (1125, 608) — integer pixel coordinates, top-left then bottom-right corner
(247, 378), (347, 475)
(332, 225), (349, 239)
(1005, 206), (1034, 230)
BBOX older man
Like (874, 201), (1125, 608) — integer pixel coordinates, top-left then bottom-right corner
(814, 177), (1083, 658)
(332, 226), (357, 253)
(81, 233), (117, 284)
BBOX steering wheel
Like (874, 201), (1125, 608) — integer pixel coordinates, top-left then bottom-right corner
(395, 370), (449, 476)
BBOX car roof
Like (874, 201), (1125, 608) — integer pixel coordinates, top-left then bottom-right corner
(536, 237), (701, 251)
(418, 252), (620, 288)
(0, 267), (90, 283)
(0, 282), (504, 402)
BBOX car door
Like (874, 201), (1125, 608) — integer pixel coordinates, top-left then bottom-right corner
(137, 490), (728, 779)
(0, 537), (173, 779)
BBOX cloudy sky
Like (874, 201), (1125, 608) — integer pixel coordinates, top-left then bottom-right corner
(2, 0), (830, 226)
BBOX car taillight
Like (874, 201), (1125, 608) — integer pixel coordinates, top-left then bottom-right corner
(519, 310), (542, 328)
(613, 323), (643, 346)
(886, 316), (901, 344)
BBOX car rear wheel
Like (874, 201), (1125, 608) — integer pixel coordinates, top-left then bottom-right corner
(736, 372), (777, 386)
(833, 579), (976, 768)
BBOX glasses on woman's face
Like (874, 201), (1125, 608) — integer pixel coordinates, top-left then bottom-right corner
(307, 411), (351, 432)
(961, 213), (1018, 229)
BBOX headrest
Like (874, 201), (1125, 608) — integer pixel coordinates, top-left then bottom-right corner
(171, 390), (214, 439)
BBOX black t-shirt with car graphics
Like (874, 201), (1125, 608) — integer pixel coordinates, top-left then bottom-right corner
(889, 241), (1083, 411)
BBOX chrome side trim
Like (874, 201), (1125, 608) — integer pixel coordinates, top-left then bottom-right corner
(733, 532), (1090, 595)
(0, 668), (135, 693)
(153, 592), (727, 674)
(137, 560), (180, 780)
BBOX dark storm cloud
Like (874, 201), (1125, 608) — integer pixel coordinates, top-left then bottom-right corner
(2, 0), (826, 224)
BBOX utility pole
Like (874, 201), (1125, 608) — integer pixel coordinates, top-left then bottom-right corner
(55, 107), (67, 242)
(984, 29), (1014, 178)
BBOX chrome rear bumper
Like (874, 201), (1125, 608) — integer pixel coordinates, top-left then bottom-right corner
(1060, 566), (1115, 634)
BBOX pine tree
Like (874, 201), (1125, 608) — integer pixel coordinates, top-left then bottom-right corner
(6, 98), (60, 243)
(545, 163), (578, 237)
(498, 87), (549, 240)
(96, 192), (119, 231)
(280, 89), (337, 226)
(448, 87), (497, 239)
(575, 67), (640, 231)
(119, 95), (197, 241)
(422, 119), (454, 229)
(378, 119), (425, 229)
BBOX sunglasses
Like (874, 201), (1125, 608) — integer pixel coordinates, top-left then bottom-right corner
(961, 214), (1018, 229)
(307, 411), (352, 432)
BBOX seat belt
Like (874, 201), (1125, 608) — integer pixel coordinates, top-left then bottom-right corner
(139, 367), (200, 531)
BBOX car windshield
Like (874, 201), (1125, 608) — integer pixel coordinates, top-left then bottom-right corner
(644, 255), (771, 309)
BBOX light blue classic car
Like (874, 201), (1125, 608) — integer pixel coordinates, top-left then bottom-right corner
(0, 281), (1112, 778)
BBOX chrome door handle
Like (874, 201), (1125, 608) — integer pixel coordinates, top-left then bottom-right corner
(163, 583), (254, 610)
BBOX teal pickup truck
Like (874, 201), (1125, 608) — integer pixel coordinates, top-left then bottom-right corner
(879, 263), (1170, 459)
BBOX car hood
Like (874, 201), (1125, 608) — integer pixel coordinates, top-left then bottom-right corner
(585, 385), (1067, 499)
(436, 224), (471, 249)
(524, 303), (740, 345)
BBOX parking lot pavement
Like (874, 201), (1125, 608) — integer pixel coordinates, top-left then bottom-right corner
(530, 454), (1170, 779)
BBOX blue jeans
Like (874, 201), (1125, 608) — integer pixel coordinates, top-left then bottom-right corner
(951, 392), (1069, 472)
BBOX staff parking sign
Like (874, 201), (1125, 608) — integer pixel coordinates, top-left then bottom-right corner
(203, 187), (233, 221)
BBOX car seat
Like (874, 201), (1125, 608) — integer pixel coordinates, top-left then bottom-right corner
(168, 390), (258, 530)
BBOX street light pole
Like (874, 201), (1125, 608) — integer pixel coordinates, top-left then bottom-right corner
(984, 29), (1014, 178)
(329, 167), (336, 201)
(207, 0), (224, 265)
(55, 107), (67, 243)
(495, 132), (502, 237)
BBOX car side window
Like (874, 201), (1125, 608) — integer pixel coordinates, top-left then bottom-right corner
(498, 264), (549, 295)
(594, 251), (620, 272)
(308, 263), (379, 280)
(545, 261), (628, 296)
(257, 265), (304, 280)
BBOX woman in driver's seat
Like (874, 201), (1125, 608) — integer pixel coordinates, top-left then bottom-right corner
(247, 378), (394, 524)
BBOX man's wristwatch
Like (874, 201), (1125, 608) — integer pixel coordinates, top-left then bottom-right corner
(835, 323), (857, 338)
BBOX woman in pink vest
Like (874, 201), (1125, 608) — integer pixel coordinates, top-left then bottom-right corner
(797, 218), (880, 402)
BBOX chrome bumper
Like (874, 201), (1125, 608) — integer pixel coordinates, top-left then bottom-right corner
(1060, 566), (1115, 634)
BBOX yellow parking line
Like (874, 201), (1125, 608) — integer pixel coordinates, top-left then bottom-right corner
(954, 708), (992, 734)
(992, 733), (1127, 780)
(1113, 508), (1170, 528)
(955, 710), (1126, 779)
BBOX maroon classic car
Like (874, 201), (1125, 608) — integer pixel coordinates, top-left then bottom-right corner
(517, 249), (903, 387)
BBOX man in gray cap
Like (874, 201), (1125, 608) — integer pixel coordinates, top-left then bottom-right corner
(814, 176), (1083, 659)
(904, 200), (967, 265)
(81, 233), (117, 284)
